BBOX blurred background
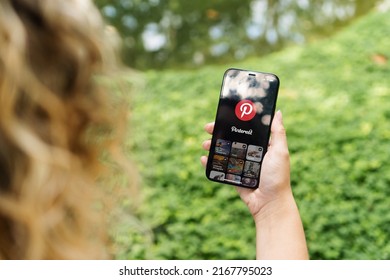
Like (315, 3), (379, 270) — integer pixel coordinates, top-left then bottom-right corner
(97, 0), (390, 259)
(96, 0), (383, 70)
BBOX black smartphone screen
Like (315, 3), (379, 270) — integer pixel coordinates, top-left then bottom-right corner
(206, 68), (279, 188)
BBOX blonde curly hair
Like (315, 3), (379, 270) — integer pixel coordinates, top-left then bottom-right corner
(0, 0), (129, 259)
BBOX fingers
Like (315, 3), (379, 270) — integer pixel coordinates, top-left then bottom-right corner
(200, 155), (208, 167)
(202, 140), (211, 151)
(201, 123), (213, 167)
(204, 122), (214, 135)
(201, 141), (211, 167)
(269, 110), (288, 152)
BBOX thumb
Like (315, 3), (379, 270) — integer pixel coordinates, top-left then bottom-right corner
(269, 110), (288, 151)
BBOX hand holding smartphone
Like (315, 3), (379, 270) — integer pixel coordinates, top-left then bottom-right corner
(205, 68), (279, 188)
(202, 78), (308, 259)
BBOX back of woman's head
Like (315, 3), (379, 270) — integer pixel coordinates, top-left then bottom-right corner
(0, 0), (122, 259)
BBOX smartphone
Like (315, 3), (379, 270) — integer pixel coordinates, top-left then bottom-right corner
(206, 68), (279, 188)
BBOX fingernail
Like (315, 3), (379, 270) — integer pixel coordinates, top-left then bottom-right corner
(276, 110), (283, 123)
(204, 122), (214, 132)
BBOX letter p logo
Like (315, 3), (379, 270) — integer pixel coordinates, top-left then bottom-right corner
(235, 100), (256, 121)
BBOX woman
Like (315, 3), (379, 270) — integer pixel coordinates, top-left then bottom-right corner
(0, 0), (308, 259)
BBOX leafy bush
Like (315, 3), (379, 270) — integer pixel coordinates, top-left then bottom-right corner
(114, 10), (390, 259)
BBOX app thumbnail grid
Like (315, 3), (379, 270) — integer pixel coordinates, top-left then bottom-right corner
(211, 139), (263, 187)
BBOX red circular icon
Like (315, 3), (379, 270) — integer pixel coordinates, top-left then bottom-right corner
(235, 100), (256, 121)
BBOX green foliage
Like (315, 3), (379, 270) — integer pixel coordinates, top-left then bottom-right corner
(113, 10), (390, 259)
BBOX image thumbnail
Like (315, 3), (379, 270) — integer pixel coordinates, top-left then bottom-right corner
(246, 145), (263, 162)
(226, 173), (241, 183)
(241, 177), (258, 188)
(215, 139), (231, 156)
(242, 161), (261, 178)
(210, 171), (225, 181)
(230, 142), (247, 159)
(212, 155), (228, 171)
(227, 158), (244, 175)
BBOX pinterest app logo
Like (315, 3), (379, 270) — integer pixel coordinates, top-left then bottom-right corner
(235, 100), (256, 121)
